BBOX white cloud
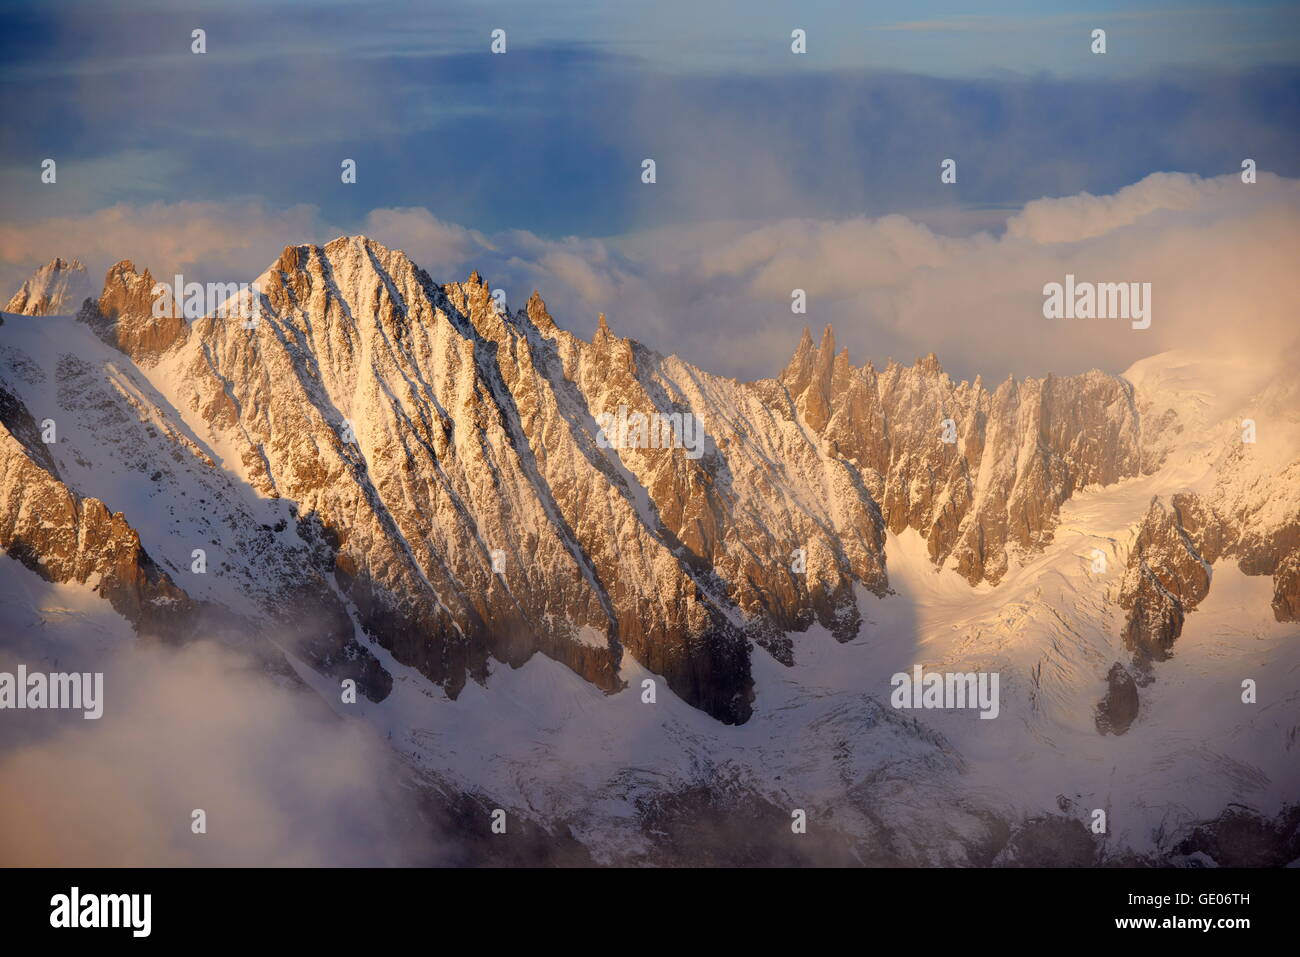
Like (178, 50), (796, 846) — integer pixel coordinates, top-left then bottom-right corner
(3, 171), (1297, 384)
(1004, 171), (1237, 243)
(0, 637), (434, 866)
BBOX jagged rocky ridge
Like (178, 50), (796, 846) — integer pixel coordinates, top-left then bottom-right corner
(2, 241), (1296, 730)
(1106, 363), (1300, 729)
(3, 257), (90, 318)
(1121, 494), (1300, 656)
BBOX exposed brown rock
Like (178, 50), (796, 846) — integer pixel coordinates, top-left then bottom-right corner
(1273, 550), (1300, 621)
(1120, 490), (1299, 664)
(78, 260), (188, 363)
(1119, 496), (1212, 663)
(8, 236), (1292, 730)
(0, 384), (192, 635)
(1095, 662), (1139, 735)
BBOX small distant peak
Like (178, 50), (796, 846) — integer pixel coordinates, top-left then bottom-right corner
(526, 290), (557, 333)
(780, 326), (820, 390)
(916, 352), (943, 375)
(467, 270), (484, 287)
(832, 346), (853, 381)
(100, 259), (155, 294)
(809, 325), (838, 391)
(79, 255), (187, 360)
(817, 324), (837, 357)
(101, 259), (155, 292)
(592, 313), (622, 349)
(5, 256), (91, 316)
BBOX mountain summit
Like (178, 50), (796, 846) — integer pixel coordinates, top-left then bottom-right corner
(2, 238), (1296, 727)
(4, 257), (90, 316)
(2, 239), (1298, 864)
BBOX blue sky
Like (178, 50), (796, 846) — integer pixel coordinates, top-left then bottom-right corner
(1, 1), (1298, 382)
(2, 0), (1297, 234)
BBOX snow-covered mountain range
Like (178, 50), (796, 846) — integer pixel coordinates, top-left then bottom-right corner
(2, 241), (1296, 865)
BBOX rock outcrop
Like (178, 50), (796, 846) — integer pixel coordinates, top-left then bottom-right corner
(1120, 490), (1300, 665)
(1095, 661), (1140, 735)
(78, 261), (188, 363)
(0, 381), (192, 634)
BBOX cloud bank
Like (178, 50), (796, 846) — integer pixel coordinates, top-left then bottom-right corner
(3, 171), (1297, 384)
(0, 636), (435, 866)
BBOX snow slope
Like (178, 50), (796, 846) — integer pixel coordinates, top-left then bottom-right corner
(2, 252), (1296, 864)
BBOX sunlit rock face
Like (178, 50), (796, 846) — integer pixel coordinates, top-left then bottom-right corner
(3, 238), (1295, 731)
